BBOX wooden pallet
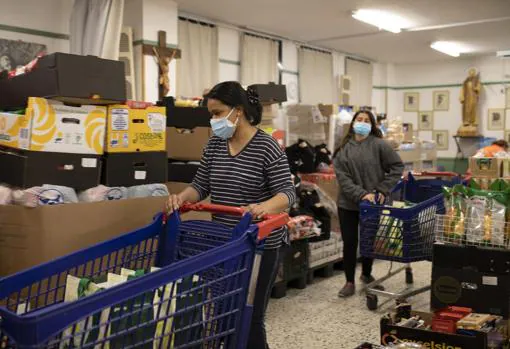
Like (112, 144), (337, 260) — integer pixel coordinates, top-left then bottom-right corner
(307, 257), (343, 284)
(271, 273), (308, 299)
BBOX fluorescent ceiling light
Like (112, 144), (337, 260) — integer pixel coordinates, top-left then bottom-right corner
(352, 9), (412, 34)
(430, 41), (466, 57)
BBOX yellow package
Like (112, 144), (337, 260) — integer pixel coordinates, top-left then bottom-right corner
(0, 97), (106, 154)
(106, 103), (166, 153)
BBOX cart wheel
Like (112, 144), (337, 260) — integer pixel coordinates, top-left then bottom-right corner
(366, 294), (378, 311)
(405, 269), (414, 284)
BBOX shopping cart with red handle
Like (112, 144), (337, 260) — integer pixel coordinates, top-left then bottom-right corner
(0, 203), (288, 349)
(360, 171), (459, 310)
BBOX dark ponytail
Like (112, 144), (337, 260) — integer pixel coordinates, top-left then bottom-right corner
(205, 81), (262, 126)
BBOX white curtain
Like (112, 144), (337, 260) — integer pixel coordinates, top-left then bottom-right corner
(241, 34), (278, 86)
(298, 47), (334, 104)
(70, 0), (124, 60)
(346, 57), (373, 107)
(177, 20), (219, 98)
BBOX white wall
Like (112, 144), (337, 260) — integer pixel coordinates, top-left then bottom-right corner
(385, 56), (509, 157)
(0, 0), (72, 53)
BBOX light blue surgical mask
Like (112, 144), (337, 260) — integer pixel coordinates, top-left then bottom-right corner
(353, 122), (372, 136)
(210, 108), (238, 139)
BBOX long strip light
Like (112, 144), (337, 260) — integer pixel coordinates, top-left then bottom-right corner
(430, 41), (463, 57)
(352, 9), (411, 34)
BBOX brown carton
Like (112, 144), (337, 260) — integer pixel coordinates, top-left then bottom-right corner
(469, 157), (502, 178)
(0, 183), (210, 276)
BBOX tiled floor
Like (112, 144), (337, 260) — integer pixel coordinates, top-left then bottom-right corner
(266, 260), (432, 349)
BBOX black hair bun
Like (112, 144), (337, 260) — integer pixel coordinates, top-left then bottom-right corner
(246, 86), (260, 105)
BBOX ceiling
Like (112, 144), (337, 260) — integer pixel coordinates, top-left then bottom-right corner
(175, 0), (510, 64)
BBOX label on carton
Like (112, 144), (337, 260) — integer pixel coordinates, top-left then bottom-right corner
(482, 276), (498, 286)
(111, 109), (129, 131)
(148, 113), (165, 133)
(81, 158), (98, 168)
(135, 171), (147, 180)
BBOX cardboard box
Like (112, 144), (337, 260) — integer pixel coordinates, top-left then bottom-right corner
(166, 128), (211, 161)
(501, 159), (510, 178)
(166, 106), (211, 161)
(0, 53), (126, 109)
(431, 244), (510, 318)
(469, 157), (502, 178)
(0, 97), (107, 154)
(380, 311), (496, 349)
(102, 151), (167, 187)
(106, 103), (166, 153)
(318, 104), (337, 117)
(250, 83), (287, 104)
(0, 148), (101, 190)
(167, 161), (200, 183)
(0, 193), (210, 276)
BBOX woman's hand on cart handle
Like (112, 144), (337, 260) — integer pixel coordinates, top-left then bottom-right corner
(362, 192), (385, 204)
(166, 194), (183, 214)
(242, 203), (270, 219)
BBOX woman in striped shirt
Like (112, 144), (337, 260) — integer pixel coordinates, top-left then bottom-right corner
(167, 81), (296, 349)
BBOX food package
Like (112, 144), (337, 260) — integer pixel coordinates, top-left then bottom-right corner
(442, 185), (467, 241)
(465, 188), (508, 246)
(79, 185), (128, 202)
(287, 215), (321, 240)
(12, 185), (78, 207)
(373, 215), (404, 257)
(127, 184), (169, 198)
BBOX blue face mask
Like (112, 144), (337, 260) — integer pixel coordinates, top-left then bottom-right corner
(353, 122), (372, 136)
(210, 108), (238, 139)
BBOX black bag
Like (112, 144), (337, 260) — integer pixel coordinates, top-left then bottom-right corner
(285, 140), (316, 174)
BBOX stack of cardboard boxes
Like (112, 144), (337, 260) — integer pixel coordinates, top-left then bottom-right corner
(0, 53), (208, 276)
(103, 101), (167, 186)
(162, 98), (212, 183)
(287, 104), (328, 146)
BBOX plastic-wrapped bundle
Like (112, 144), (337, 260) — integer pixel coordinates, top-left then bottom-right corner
(13, 185), (78, 207)
(79, 185), (128, 202)
(128, 184), (169, 198)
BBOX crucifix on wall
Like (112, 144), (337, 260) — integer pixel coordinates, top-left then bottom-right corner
(142, 31), (181, 100)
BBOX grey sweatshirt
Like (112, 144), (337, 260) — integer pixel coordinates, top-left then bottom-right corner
(333, 136), (404, 211)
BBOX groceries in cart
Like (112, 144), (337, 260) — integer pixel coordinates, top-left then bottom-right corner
(372, 201), (410, 258)
(438, 182), (510, 248)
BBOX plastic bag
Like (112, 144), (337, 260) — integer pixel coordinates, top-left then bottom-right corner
(79, 185), (128, 202)
(0, 185), (13, 205)
(442, 185), (467, 241)
(128, 184), (169, 198)
(13, 185), (78, 207)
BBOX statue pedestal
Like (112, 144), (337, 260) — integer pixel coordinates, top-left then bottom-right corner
(457, 125), (480, 137)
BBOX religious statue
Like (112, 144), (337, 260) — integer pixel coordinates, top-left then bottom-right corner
(458, 68), (481, 136)
(152, 47), (175, 98)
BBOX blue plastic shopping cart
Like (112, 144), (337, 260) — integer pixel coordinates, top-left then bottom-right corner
(0, 203), (288, 349)
(359, 172), (459, 310)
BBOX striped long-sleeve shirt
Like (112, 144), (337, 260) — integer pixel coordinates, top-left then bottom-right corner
(191, 130), (297, 249)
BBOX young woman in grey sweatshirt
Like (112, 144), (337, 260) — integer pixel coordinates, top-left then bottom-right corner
(333, 110), (404, 297)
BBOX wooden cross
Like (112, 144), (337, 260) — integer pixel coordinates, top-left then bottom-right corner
(142, 31), (181, 101)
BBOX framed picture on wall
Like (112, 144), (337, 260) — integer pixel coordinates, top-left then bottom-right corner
(432, 130), (449, 150)
(488, 108), (505, 130)
(433, 91), (450, 111)
(506, 87), (510, 109)
(418, 111), (434, 131)
(404, 92), (419, 112)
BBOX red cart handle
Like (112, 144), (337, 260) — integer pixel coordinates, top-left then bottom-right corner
(407, 171), (459, 178)
(179, 203), (290, 241)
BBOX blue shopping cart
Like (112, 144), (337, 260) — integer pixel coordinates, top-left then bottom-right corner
(359, 172), (459, 310)
(0, 203), (288, 349)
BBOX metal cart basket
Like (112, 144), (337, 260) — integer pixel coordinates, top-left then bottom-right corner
(359, 172), (459, 310)
(0, 203), (288, 349)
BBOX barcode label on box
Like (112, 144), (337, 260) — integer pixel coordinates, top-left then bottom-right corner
(81, 158), (98, 168)
(135, 171), (147, 180)
(148, 113), (165, 133)
(482, 276), (498, 286)
(111, 109), (129, 131)
(20, 128), (29, 139)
